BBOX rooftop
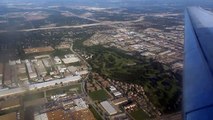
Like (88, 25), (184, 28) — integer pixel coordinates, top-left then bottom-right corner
(73, 98), (88, 111)
(34, 113), (48, 120)
(112, 97), (128, 105)
(62, 57), (80, 64)
(110, 86), (116, 92)
(113, 91), (122, 97)
(100, 101), (117, 115)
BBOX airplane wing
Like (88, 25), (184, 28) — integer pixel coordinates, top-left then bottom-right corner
(184, 7), (213, 120)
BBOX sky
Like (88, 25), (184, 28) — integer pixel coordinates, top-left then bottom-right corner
(0, 0), (213, 8)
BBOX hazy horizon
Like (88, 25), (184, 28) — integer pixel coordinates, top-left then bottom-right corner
(0, 0), (212, 8)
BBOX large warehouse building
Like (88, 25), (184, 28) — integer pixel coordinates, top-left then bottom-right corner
(100, 101), (117, 115)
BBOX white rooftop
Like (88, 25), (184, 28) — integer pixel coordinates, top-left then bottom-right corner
(100, 101), (117, 115)
(79, 70), (88, 75)
(67, 66), (78, 73)
(113, 91), (122, 97)
(74, 98), (88, 111)
(64, 54), (75, 58)
(110, 86), (116, 91)
(62, 57), (80, 64)
(34, 113), (48, 120)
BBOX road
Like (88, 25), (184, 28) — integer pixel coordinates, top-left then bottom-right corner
(18, 21), (132, 32)
(0, 15), (144, 33)
(0, 75), (81, 98)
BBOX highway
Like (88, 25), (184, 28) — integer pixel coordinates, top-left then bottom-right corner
(0, 15), (144, 33)
(18, 21), (129, 32)
(0, 75), (81, 98)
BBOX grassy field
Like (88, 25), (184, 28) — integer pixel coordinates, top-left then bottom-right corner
(23, 92), (44, 101)
(88, 89), (109, 101)
(46, 84), (82, 96)
(89, 49), (136, 78)
(89, 105), (103, 120)
(51, 49), (72, 57)
(65, 61), (81, 66)
(130, 109), (150, 120)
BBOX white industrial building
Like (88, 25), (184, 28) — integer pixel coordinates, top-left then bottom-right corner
(73, 98), (88, 111)
(54, 56), (62, 64)
(34, 113), (48, 120)
(62, 54), (80, 64)
(110, 86), (117, 92)
(16, 59), (21, 64)
(67, 66), (78, 73)
(100, 101), (117, 115)
(57, 65), (67, 73)
(25, 60), (37, 79)
(62, 98), (88, 111)
(35, 60), (47, 77)
(17, 63), (26, 74)
(17, 63), (28, 81)
(42, 58), (52, 68)
(113, 91), (122, 97)
(31, 75), (81, 89)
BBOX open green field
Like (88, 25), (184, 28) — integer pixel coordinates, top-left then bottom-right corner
(88, 89), (110, 101)
(46, 84), (82, 96)
(130, 109), (150, 120)
(89, 105), (103, 120)
(89, 48), (136, 78)
(23, 92), (44, 101)
(51, 49), (72, 57)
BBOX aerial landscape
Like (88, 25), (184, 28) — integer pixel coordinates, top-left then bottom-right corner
(0, 0), (212, 120)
